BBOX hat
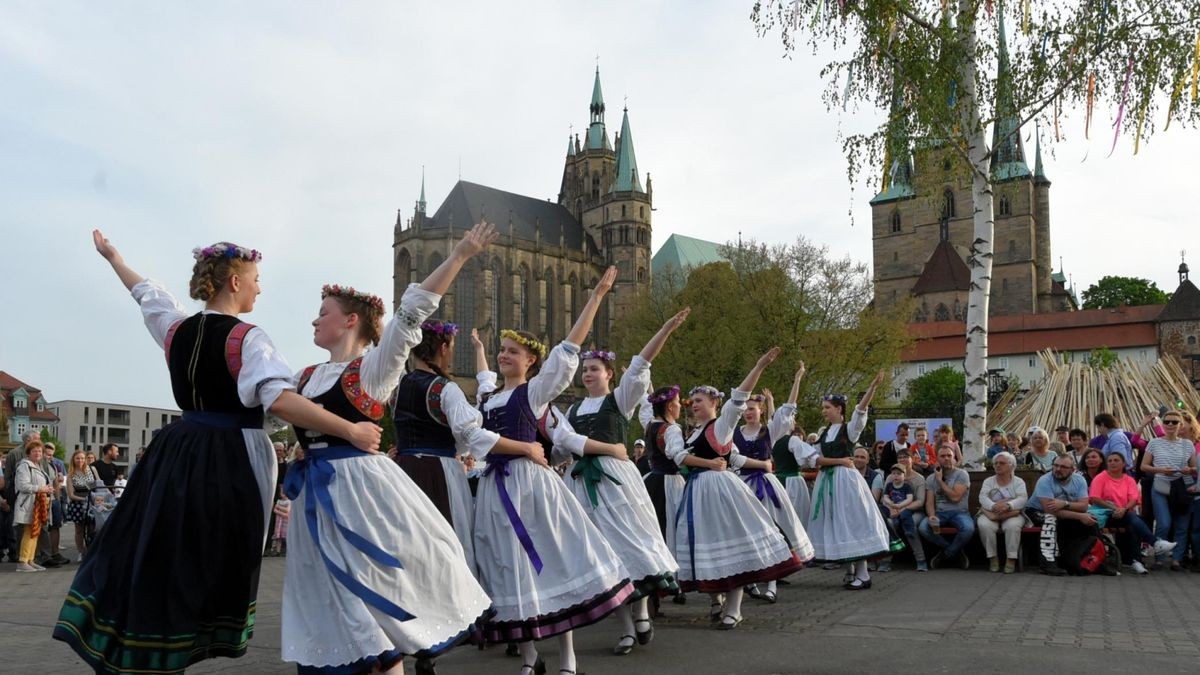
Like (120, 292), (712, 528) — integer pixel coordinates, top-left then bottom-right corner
(889, 465), (905, 474)
(1055, 425), (1070, 433)
(1026, 425), (1043, 436)
(633, 439), (646, 447)
(988, 428), (1004, 435)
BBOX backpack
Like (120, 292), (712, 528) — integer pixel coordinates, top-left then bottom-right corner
(1064, 530), (1120, 576)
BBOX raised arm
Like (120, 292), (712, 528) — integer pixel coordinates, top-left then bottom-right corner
(565, 266), (617, 347)
(94, 229), (143, 291)
(421, 221), (498, 295)
(737, 346), (781, 394)
(856, 369), (886, 412)
(470, 329), (489, 376)
(638, 307), (690, 363)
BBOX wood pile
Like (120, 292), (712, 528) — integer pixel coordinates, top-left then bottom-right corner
(988, 349), (1200, 434)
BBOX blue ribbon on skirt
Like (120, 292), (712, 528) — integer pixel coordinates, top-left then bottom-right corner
(283, 446), (414, 622)
(742, 469), (782, 509)
(396, 447), (457, 458)
(482, 455), (544, 574)
(673, 467), (710, 581)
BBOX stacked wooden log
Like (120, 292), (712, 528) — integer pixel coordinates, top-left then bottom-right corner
(988, 350), (1200, 434)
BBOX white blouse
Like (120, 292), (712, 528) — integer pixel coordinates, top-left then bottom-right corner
(476, 341), (581, 419)
(131, 278), (294, 411)
(789, 406), (870, 468)
(572, 355), (652, 420)
(681, 389), (750, 470)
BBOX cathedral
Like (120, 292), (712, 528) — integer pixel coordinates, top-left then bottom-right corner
(869, 14), (1076, 321)
(392, 68), (653, 374)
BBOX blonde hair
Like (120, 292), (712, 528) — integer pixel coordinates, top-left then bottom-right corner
(1048, 441), (1066, 456)
(190, 245), (252, 301)
(68, 450), (88, 477)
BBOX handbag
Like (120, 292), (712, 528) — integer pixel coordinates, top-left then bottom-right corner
(1168, 477), (1192, 517)
(1086, 505), (1112, 529)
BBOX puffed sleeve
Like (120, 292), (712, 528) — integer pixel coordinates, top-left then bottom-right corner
(475, 371), (499, 405)
(130, 278), (189, 348)
(441, 381), (500, 460)
(789, 436), (820, 469)
(236, 327), (296, 412)
(714, 389), (750, 445)
(359, 284), (441, 402)
(526, 341), (581, 415)
(727, 444), (747, 471)
(612, 355), (652, 419)
(847, 406), (869, 443)
(769, 403), (797, 445)
(664, 424), (688, 467)
(546, 406), (587, 458)
(637, 397), (654, 428)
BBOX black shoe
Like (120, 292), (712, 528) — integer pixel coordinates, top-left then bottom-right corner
(744, 584), (766, 600)
(51, 553), (70, 566)
(635, 619), (654, 645)
(845, 578), (872, 590)
(763, 590), (777, 604)
(415, 657), (436, 675)
(506, 643), (521, 658)
(928, 552), (946, 570)
(612, 635), (635, 656)
(715, 614), (743, 631)
(672, 592), (687, 605)
(959, 552), (970, 570)
(519, 656), (546, 675)
(38, 558), (61, 569)
(4, 555), (16, 563)
(1039, 563), (1067, 577)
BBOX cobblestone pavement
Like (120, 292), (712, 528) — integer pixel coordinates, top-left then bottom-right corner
(4, 539), (1199, 674)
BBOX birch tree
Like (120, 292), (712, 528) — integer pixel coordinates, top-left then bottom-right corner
(752, 0), (1200, 465)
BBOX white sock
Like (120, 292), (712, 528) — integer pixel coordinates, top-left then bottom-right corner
(632, 596), (651, 622)
(855, 559), (870, 582)
(766, 580), (777, 595)
(724, 587), (745, 618)
(519, 641), (538, 669)
(558, 631), (576, 672)
(615, 604), (635, 642)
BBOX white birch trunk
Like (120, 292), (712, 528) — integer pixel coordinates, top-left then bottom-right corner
(957, 0), (994, 467)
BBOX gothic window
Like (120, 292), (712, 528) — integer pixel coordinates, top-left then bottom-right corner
(621, 204), (626, 218)
(998, 194), (1011, 217)
(637, 267), (646, 283)
(544, 268), (556, 342)
(942, 189), (956, 219)
(395, 249), (412, 289)
(567, 272), (579, 320)
(591, 174), (600, 200)
(490, 259), (504, 338)
(426, 252), (443, 279)
(604, 207), (609, 222)
(943, 158), (952, 172)
(890, 210), (901, 233)
(893, 251), (898, 262)
(452, 262), (480, 373)
(640, 206), (645, 219)
(1189, 335), (1197, 346)
(517, 265), (531, 331)
(935, 303), (950, 321)
(1002, 278), (1009, 291)
(1008, 239), (1016, 255)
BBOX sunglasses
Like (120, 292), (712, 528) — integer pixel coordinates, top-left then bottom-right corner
(1163, 420), (1181, 426)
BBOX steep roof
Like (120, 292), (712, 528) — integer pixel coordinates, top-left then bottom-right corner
(420, 181), (597, 255)
(0, 371), (59, 422)
(1158, 279), (1200, 322)
(911, 240), (971, 294)
(612, 108), (643, 193)
(652, 233), (726, 276)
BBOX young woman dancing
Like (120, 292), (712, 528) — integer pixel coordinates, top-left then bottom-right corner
(474, 267), (632, 675)
(563, 309), (689, 656)
(792, 371), (889, 590)
(671, 347), (804, 630)
(282, 222), (498, 674)
(55, 231), (381, 674)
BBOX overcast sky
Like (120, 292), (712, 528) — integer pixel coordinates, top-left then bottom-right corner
(3, 1), (1196, 410)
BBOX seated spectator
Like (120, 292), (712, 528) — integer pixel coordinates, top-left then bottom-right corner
(976, 451), (1028, 573)
(1006, 431), (1025, 456)
(880, 466), (913, 551)
(909, 427), (935, 474)
(889, 450), (928, 571)
(1022, 428), (1055, 472)
(1078, 448), (1105, 486)
(1095, 412), (1133, 467)
(1025, 455), (1095, 576)
(918, 446), (974, 569)
(1143, 410), (1197, 572)
(870, 441), (887, 471)
(935, 425), (962, 465)
(1088, 451), (1176, 574)
(1067, 428), (1089, 466)
(985, 429), (1007, 462)
(1055, 425), (1071, 448)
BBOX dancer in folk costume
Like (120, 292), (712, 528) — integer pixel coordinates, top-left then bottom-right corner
(562, 309), (689, 656)
(282, 222), (499, 675)
(55, 231), (382, 675)
(672, 348), (804, 631)
(474, 267), (633, 675)
(771, 364), (815, 529)
(791, 370), (890, 590)
(638, 385), (690, 615)
(734, 376), (815, 605)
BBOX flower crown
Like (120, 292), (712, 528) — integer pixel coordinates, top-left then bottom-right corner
(647, 385), (681, 405)
(421, 321), (459, 336)
(500, 329), (548, 359)
(321, 284), (385, 315)
(192, 243), (261, 263)
(581, 349), (617, 362)
(688, 385), (725, 400)
(749, 394), (766, 403)
(822, 394), (847, 405)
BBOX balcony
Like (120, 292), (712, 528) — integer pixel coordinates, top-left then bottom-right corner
(108, 409), (130, 426)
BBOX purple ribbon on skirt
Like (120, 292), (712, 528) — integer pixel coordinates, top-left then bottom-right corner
(742, 470), (782, 509)
(482, 455), (544, 574)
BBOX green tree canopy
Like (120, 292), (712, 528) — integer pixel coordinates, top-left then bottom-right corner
(903, 366), (966, 423)
(1081, 275), (1170, 309)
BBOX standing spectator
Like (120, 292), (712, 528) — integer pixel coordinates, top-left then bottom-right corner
(1025, 455), (1095, 576)
(976, 452), (1028, 573)
(85, 451), (96, 466)
(14, 439), (53, 572)
(935, 425), (962, 464)
(892, 450), (928, 570)
(112, 472), (127, 499)
(269, 485), (289, 557)
(878, 423), (910, 474)
(1088, 451), (1176, 574)
(1078, 448), (1105, 486)
(909, 427), (935, 473)
(985, 429), (1007, 462)
(65, 450), (98, 561)
(263, 441), (287, 556)
(918, 446), (975, 569)
(633, 438), (649, 475)
(92, 443), (120, 492)
(1095, 413), (1133, 467)
(1143, 410), (1197, 571)
(0, 473), (12, 561)
(869, 441), (886, 471)
(1067, 429), (1090, 466)
(1055, 426), (1072, 448)
(1022, 428), (1055, 472)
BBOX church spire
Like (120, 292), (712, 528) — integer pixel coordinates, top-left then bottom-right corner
(415, 166), (427, 216)
(612, 106), (643, 193)
(586, 67), (610, 150)
(871, 67), (915, 204)
(1033, 126), (1049, 184)
(991, 1), (1031, 180)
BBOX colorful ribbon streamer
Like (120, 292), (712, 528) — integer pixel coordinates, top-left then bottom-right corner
(1022, 0), (1031, 36)
(1191, 31), (1200, 102)
(842, 61), (854, 111)
(1109, 51), (1135, 158)
(1165, 71), (1186, 132)
(1085, 72), (1095, 139)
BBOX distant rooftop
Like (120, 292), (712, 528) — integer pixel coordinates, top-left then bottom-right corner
(652, 233), (727, 276)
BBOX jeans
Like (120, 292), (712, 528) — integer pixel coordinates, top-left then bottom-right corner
(918, 510), (976, 557)
(1191, 499), (1200, 559)
(1106, 511), (1156, 563)
(1151, 490), (1188, 562)
(883, 507), (926, 562)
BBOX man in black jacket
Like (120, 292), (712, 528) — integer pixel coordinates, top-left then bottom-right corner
(878, 423), (911, 474)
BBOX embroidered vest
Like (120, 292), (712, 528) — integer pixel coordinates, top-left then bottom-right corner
(293, 357), (385, 449)
(684, 419), (731, 461)
(733, 426), (772, 461)
(393, 370), (455, 451)
(566, 393), (628, 444)
(164, 313), (256, 413)
(644, 420), (679, 474)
